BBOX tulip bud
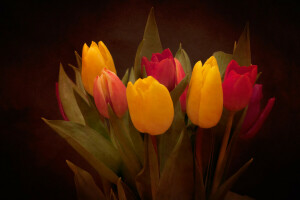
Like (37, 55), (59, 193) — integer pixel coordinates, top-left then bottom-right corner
(240, 84), (275, 139)
(93, 69), (127, 118)
(222, 60), (257, 111)
(81, 41), (116, 95)
(141, 48), (176, 91)
(126, 76), (174, 135)
(186, 56), (223, 128)
(175, 58), (187, 112)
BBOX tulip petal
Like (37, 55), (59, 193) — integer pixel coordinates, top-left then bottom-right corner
(241, 97), (275, 139)
(198, 65), (223, 128)
(223, 70), (253, 111)
(186, 61), (203, 125)
(93, 76), (109, 118)
(98, 41), (116, 73)
(240, 84), (263, 134)
(104, 69), (128, 118)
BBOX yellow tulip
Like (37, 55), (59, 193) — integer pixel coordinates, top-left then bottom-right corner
(81, 41), (116, 95)
(126, 76), (174, 135)
(186, 56), (223, 128)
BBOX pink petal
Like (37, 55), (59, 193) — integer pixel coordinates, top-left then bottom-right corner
(93, 76), (109, 118)
(240, 84), (263, 134)
(241, 97), (275, 139)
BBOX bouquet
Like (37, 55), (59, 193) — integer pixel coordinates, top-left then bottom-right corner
(43, 8), (275, 200)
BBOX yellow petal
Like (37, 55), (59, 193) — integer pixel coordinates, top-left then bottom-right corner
(198, 66), (223, 128)
(186, 61), (203, 125)
(126, 76), (174, 135)
(98, 41), (116, 73)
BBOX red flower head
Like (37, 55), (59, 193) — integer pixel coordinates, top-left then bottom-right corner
(141, 48), (176, 91)
(222, 60), (257, 111)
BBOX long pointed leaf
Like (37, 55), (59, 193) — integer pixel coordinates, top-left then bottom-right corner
(175, 43), (192, 75)
(68, 64), (86, 95)
(134, 8), (163, 79)
(232, 23), (251, 66)
(66, 160), (105, 200)
(42, 118), (121, 181)
(73, 90), (109, 139)
(122, 68), (130, 86)
(212, 51), (232, 80)
(58, 64), (85, 124)
(156, 129), (194, 200)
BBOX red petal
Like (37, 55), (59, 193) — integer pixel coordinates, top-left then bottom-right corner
(55, 82), (69, 121)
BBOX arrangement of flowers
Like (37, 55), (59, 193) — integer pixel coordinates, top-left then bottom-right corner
(43, 8), (275, 200)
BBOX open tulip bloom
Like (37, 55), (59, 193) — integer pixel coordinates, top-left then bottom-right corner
(43, 8), (275, 200)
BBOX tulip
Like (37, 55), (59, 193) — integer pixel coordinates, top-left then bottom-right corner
(186, 56), (223, 128)
(141, 48), (176, 91)
(222, 60), (257, 111)
(175, 58), (188, 112)
(81, 41), (116, 95)
(240, 84), (275, 139)
(126, 76), (174, 135)
(94, 69), (127, 118)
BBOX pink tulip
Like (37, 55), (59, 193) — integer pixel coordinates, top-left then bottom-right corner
(240, 84), (275, 139)
(93, 68), (128, 118)
(141, 48), (176, 91)
(175, 58), (188, 112)
(222, 60), (257, 111)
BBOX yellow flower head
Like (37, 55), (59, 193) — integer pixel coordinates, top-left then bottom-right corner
(126, 76), (174, 135)
(81, 41), (116, 95)
(186, 56), (223, 128)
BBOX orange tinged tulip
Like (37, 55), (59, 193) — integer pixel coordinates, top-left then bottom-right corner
(81, 41), (116, 95)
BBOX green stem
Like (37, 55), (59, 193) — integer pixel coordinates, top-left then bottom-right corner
(210, 111), (235, 196)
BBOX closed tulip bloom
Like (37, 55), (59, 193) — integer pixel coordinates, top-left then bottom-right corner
(126, 76), (174, 135)
(240, 84), (275, 139)
(82, 41), (116, 95)
(175, 58), (188, 112)
(222, 60), (257, 111)
(186, 56), (223, 128)
(141, 48), (176, 91)
(94, 69), (127, 118)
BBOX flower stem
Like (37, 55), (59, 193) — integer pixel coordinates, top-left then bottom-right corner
(211, 111), (235, 196)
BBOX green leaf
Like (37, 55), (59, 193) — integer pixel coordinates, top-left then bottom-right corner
(117, 178), (139, 200)
(110, 189), (118, 200)
(156, 129), (194, 200)
(211, 158), (253, 200)
(157, 102), (185, 173)
(58, 64), (85, 124)
(212, 51), (233, 80)
(73, 89), (109, 139)
(68, 64), (86, 95)
(108, 105), (142, 181)
(124, 111), (144, 165)
(232, 23), (251, 67)
(136, 135), (159, 200)
(175, 43), (192, 75)
(129, 67), (136, 84)
(170, 73), (190, 106)
(122, 68), (130, 86)
(66, 160), (105, 200)
(134, 40), (144, 79)
(134, 7), (163, 79)
(75, 50), (82, 71)
(42, 118), (120, 183)
(117, 178), (127, 200)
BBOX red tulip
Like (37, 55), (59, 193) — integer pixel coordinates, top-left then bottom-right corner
(240, 84), (275, 139)
(93, 68), (128, 118)
(175, 58), (188, 112)
(141, 48), (176, 91)
(222, 60), (257, 111)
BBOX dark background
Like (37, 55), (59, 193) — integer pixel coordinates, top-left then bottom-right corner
(1, 0), (299, 199)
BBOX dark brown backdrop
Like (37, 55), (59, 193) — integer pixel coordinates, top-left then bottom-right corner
(1, 0), (299, 199)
